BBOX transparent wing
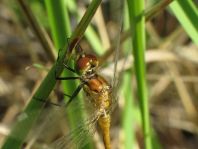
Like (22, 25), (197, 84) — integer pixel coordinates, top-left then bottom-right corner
(49, 110), (100, 149)
(4, 94), (97, 148)
(101, 0), (124, 105)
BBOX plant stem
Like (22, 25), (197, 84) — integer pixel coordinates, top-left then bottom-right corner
(127, 0), (152, 148)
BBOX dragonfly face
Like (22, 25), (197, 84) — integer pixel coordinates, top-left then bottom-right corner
(75, 53), (99, 77)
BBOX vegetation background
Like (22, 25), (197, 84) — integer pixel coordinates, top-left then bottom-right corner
(0, 0), (198, 149)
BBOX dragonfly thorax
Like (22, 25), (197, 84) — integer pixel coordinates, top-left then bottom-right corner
(83, 74), (112, 111)
(75, 54), (99, 76)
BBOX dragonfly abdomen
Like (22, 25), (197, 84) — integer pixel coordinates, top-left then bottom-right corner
(83, 74), (112, 149)
(98, 114), (111, 149)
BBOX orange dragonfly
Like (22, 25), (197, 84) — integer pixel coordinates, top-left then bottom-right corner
(53, 45), (113, 149)
(5, 1), (124, 149)
(45, 3), (124, 149)
(48, 4), (123, 149)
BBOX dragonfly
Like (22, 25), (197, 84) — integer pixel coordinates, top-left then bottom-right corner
(48, 3), (123, 149)
(34, 2), (123, 149)
(53, 43), (113, 149)
(4, 1), (124, 149)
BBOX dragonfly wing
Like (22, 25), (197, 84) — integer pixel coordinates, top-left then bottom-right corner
(4, 94), (96, 148)
(32, 98), (96, 145)
(48, 110), (100, 149)
(111, 1), (124, 104)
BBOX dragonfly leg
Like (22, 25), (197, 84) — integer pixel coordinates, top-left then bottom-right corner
(75, 41), (84, 54)
(64, 82), (86, 107)
(50, 83), (84, 107)
(37, 82), (85, 107)
(62, 63), (76, 73)
(55, 46), (77, 78)
(33, 89), (72, 107)
(56, 76), (80, 80)
(33, 96), (63, 107)
(55, 62), (77, 78)
(62, 93), (71, 98)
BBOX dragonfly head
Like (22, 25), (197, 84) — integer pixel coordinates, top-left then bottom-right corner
(75, 54), (99, 76)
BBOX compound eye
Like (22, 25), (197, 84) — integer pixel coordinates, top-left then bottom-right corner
(76, 54), (98, 75)
(76, 56), (89, 73)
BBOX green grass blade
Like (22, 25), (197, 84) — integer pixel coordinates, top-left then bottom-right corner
(122, 71), (136, 149)
(127, 0), (152, 149)
(69, 0), (102, 42)
(85, 26), (104, 55)
(65, 0), (104, 55)
(122, 2), (135, 148)
(45, 0), (71, 48)
(169, 0), (198, 45)
(1, 0), (102, 148)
